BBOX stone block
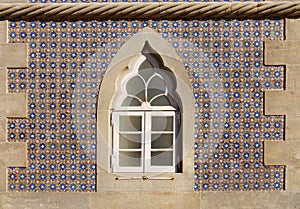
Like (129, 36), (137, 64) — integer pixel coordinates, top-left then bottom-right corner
(286, 115), (300, 140)
(0, 93), (27, 118)
(286, 165), (300, 191)
(0, 21), (7, 43)
(0, 142), (27, 167)
(0, 0), (27, 2)
(0, 167), (6, 192)
(286, 19), (300, 41)
(0, 192), (201, 209)
(0, 68), (6, 93)
(91, 192), (200, 209)
(264, 140), (300, 165)
(286, 65), (300, 90)
(0, 193), (91, 209)
(264, 90), (300, 115)
(0, 118), (6, 142)
(0, 43), (27, 68)
(200, 191), (300, 209)
(264, 41), (300, 65)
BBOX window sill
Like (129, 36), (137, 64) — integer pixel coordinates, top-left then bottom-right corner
(115, 176), (174, 180)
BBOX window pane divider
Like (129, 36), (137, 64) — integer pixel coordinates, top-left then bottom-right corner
(144, 112), (151, 172)
(150, 149), (173, 152)
(114, 107), (176, 111)
(151, 131), (173, 134)
(118, 131), (142, 134)
(119, 149), (142, 152)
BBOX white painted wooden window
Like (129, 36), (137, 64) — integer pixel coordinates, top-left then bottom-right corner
(112, 111), (175, 172)
(112, 112), (145, 173)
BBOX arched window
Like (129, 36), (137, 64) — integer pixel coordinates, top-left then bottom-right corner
(112, 42), (181, 173)
(97, 29), (194, 192)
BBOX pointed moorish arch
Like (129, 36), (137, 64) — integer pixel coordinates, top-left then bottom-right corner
(96, 28), (194, 192)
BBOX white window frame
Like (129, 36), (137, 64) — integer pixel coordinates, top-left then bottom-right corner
(144, 111), (175, 172)
(112, 110), (176, 173)
(112, 111), (144, 173)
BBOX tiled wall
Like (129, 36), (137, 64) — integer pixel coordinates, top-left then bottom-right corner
(7, 18), (285, 192)
(2, 0), (286, 192)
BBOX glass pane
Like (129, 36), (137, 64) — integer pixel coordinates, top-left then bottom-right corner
(119, 151), (141, 167)
(147, 76), (166, 101)
(126, 76), (145, 101)
(151, 151), (173, 166)
(150, 96), (171, 106)
(148, 89), (165, 101)
(119, 115), (142, 131)
(138, 61), (154, 81)
(119, 134), (142, 149)
(121, 96), (141, 106)
(151, 134), (173, 149)
(151, 116), (173, 131)
(135, 90), (146, 103)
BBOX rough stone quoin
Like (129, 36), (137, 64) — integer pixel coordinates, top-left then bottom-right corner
(0, 20), (28, 192)
(264, 18), (300, 192)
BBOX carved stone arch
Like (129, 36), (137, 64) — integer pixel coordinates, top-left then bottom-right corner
(97, 28), (194, 192)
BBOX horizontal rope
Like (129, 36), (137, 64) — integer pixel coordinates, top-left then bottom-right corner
(0, 2), (299, 21)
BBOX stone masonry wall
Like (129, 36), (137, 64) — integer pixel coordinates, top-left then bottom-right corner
(0, 1), (300, 209)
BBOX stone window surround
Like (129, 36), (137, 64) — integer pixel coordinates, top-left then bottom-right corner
(96, 28), (195, 192)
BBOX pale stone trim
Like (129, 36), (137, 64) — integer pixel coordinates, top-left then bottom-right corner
(264, 90), (300, 115)
(0, 142), (27, 167)
(286, 66), (300, 90)
(0, 43), (27, 68)
(0, 167), (5, 192)
(90, 192), (200, 209)
(0, 192), (200, 209)
(200, 191), (300, 209)
(285, 115), (300, 140)
(0, 69), (6, 93)
(264, 41), (300, 65)
(0, 93), (27, 118)
(97, 28), (194, 192)
(286, 165), (300, 191)
(0, 0), (27, 2)
(264, 18), (300, 194)
(264, 141), (300, 165)
(0, 118), (6, 143)
(286, 19), (300, 41)
(0, 21), (7, 43)
(0, 191), (298, 208)
(0, 69), (7, 143)
(2, 2), (300, 21)
(0, 17), (28, 192)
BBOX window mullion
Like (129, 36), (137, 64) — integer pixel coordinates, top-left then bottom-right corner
(144, 112), (151, 172)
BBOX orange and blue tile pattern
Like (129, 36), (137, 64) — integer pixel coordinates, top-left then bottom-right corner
(8, 19), (284, 191)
